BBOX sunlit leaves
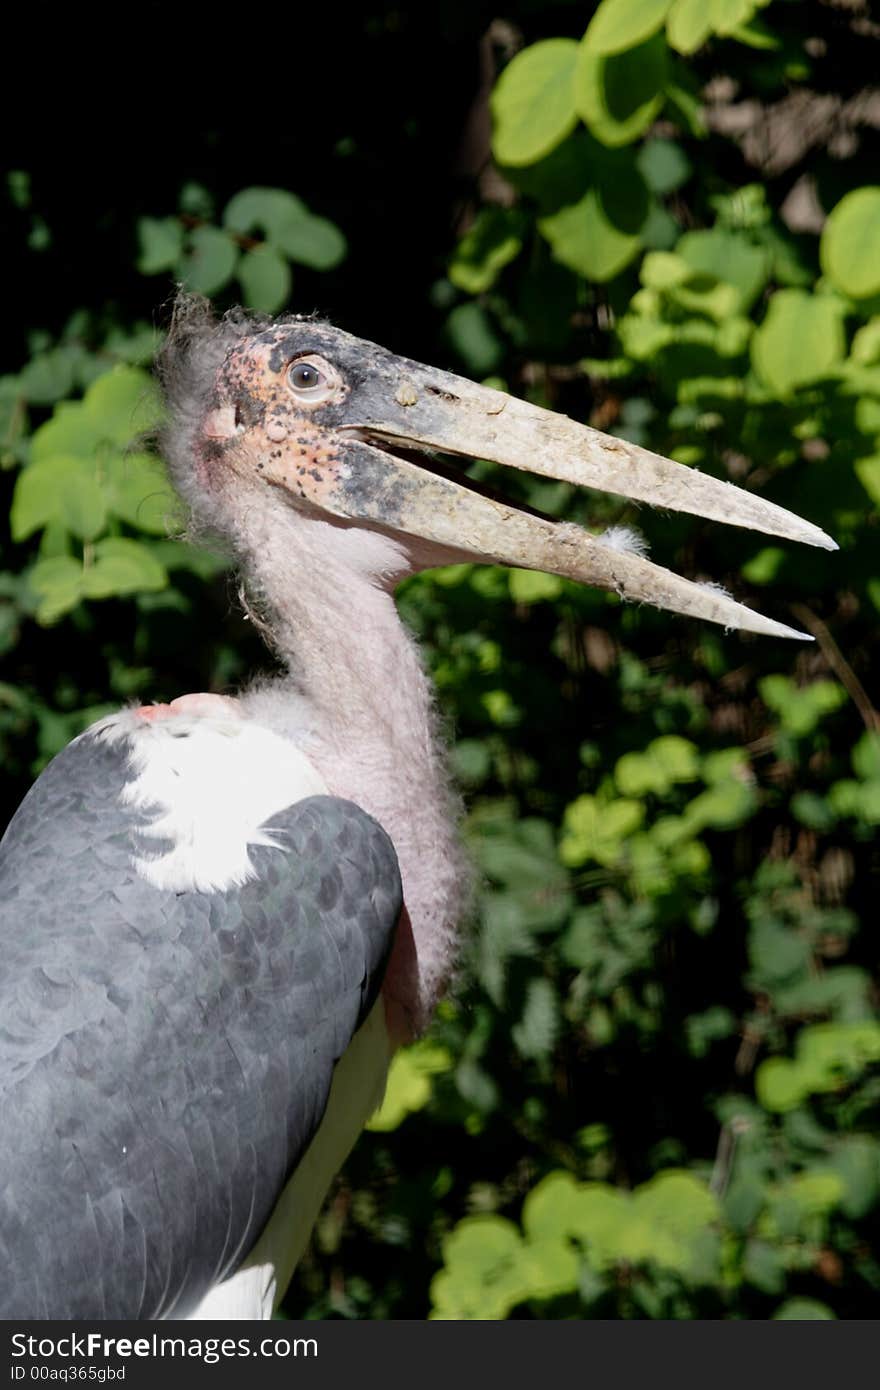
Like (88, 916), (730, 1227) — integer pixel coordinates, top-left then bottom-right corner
(820, 188), (880, 300)
(103, 453), (178, 535)
(574, 34), (669, 148)
(81, 538), (167, 598)
(752, 290), (846, 395)
(27, 541), (167, 624)
(583, 0), (672, 56)
(536, 142), (651, 281)
(26, 557), (86, 626)
(508, 569), (563, 604)
(540, 188), (643, 281)
(759, 675), (847, 737)
(559, 793), (644, 867)
(12, 457), (106, 542)
(79, 367), (162, 443)
(11, 366), (175, 621)
(366, 1042), (452, 1132)
(756, 1022), (880, 1112)
(676, 227), (769, 311)
(615, 735), (700, 796)
(666, 0), (766, 54)
(430, 1167), (720, 1318)
(666, 0), (713, 54)
(491, 40), (579, 167)
(430, 1211), (578, 1320)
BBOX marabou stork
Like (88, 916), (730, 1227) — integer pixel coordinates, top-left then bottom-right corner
(0, 297), (835, 1321)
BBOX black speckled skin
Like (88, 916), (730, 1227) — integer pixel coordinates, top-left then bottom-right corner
(0, 729), (401, 1319)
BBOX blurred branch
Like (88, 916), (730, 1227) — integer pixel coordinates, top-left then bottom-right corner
(791, 603), (880, 732)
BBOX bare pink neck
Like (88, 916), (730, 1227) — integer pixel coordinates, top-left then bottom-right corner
(234, 501), (469, 1031)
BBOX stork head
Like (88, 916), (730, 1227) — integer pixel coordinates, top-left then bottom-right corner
(159, 295), (835, 639)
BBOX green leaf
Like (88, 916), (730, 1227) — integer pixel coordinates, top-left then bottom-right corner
(81, 538), (167, 599)
(19, 349), (78, 406)
(676, 228), (769, 311)
(559, 794), (644, 866)
(539, 187), (642, 281)
(756, 1057), (805, 1112)
(522, 1171), (581, 1242)
(710, 0), (760, 36)
(749, 918), (812, 986)
(224, 187), (346, 270)
(237, 245), (292, 313)
(180, 225), (239, 295)
(12, 457), (107, 542)
(584, 0), (673, 55)
(851, 318), (880, 366)
(852, 732), (880, 781)
(773, 1298), (836, 1320)
(366, 1042), (451, 1132)
(508, 569), (563, 604)
(685, 778), (755, 830)
(728, 17), (781, 49)
(759, 675), (847, 736)
(445, 303), (504, 375)
(790, 791), (837, 833)
(491, 40), (579, 167)
(430, 1215), (536, 1320)
(615, 734), (700, 796)
(103, 452), (181, 535)
(137, 216), (184, 274)
(751, 290), (846, 396)
(636, 138), (692, 193)
(574, 34), (668, 148)
(83, 366), (162, 442)
(449, 208), (525, 294)
(828, 1137), (880, 1219)
(224, 186), (295, 236)
(820, 187), (880, 300)
(666, 0), (713, 54)
(30, 402), (99, 461)
(274, 212), (346, 270)
(512, 977), (559, 1059)
(854, 454), (880, 504)
(741, 546), (785, 585)
(27, 555), (84, 624)
(743, 1239), (786, 1293)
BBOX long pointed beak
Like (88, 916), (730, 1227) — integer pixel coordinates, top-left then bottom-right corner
(306, 357), (832, 641)
(320, 437), (810, 639)
(344, 370), (836, 555)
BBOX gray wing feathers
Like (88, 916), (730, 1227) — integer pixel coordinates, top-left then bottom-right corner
(0, 731), (401, 1319)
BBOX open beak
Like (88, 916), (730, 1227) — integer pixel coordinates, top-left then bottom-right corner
(316, 354), (835, 641)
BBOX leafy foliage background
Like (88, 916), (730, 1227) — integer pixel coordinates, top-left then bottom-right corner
(2, 0), (878, 1320)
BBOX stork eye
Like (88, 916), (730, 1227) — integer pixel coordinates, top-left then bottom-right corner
(285, 355), (339, 405)
(290, 362), (323, 390)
